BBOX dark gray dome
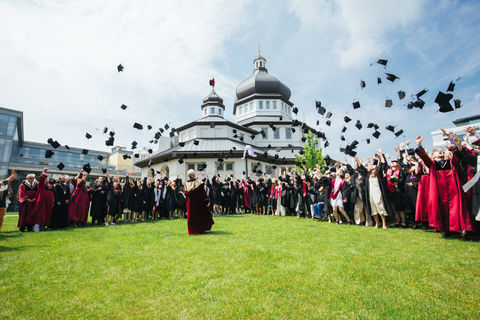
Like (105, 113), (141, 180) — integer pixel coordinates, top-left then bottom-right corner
(201, 90), (225, 109)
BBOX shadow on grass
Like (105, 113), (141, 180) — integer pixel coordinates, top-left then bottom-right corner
(201, 230), (232, 236)
(0, 245), (31, 252)
(215, 214), (247, 218)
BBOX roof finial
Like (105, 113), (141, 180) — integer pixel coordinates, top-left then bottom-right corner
(257, 43), (261, 56)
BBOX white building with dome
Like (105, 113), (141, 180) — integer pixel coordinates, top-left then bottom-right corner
(135, 53), (312, 179)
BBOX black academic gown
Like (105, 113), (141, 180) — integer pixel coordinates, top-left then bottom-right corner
(50, 183), (70, 229)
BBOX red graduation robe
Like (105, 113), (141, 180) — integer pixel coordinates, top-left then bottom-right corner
(415, 173), (430, 223)
(68, 174), (91, 223)
(17, 180), (38, 228)
(185, 179), (214, 235)
(25, 173), (54, 226)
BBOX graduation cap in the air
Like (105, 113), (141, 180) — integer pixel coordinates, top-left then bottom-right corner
(134, 153), (139, 158)
(147, 149), (153, 154)
(366, 138), (370, 144)
(344, 116), (352, 123)
(340, 135), (345, 141)
(385, 99), (393, 108)
(147, 125), (152, 130)
(179, 142), (185, 147)
(394, 130), (404, 137)
(355, 120), (362, 130)
(178, 158), (184, 164)
(324, 140), (329, 147)
(239, 136), (244, 142)
(105, 136), (114, 146)
(131, 141), (138, 148)
(360, 80), (366, 89)
(45, 150), (54, 158)
(292, 107), (298, 114)
(164, 124), (170, 130)
(377, 59), (388, 66)
(292, 119), (301, 126)
(193, 139), (199, 145)
(416, 89), (428, 98)
(154, 132), (161, 139)
(326, 120), (331, 126)
(316, 101), (326, 115)
(352, 101), (360, 109)
(250, 134), (255, 139)
(102, 168), (107, 174)
(372, 131), (381, 139)
(342, 126), (347, 133)
(47, 138), (61, 149)
(377, 77), (382, 84)
(120, 104), (127, 110)
(325, 112), (332, 119)
(82, 163), (92, 174)
(109, 131), (115, 137)
(117, 64), (124, 72)
(159, 128), (164, 133)
(123, 154), (131, 160)
(367, 123), (374, 128)
(64, 145), (70, 150)
(385, 73), (399, 82)
(82, 149), (88, 155)
(233, 134), (239, 138)
(217, 158), (224, 163)
(169, 132), (175, 137)
(435, 91), (454, 113)
(316, 120), (319, 126)
(454, 99), (461, 109)
(133, 123), (143, 130)
(386, 125), (395, 132)
(398, 91), (406, 100)
(97, 155), (104, 161)
(291, 128), (296, 133)
(57, 162), (65, 171)
(103, 127), (108, 134)
(447, 81), (455, 92)
(414, 99), (425, 109)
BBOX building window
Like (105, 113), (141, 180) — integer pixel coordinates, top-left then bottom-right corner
(211, 107), (215, 114)
(288, 107), (291, 115)
(249, 102), (253, 111)
(259, 101), (263, 109)
(219, 109), (222, 115)
(196, 163), (206, 171)
(285, 128), (292, 139)
(262, 127), (268, 140)
(273, 101), (277, 109)
(216, 162), (224, 171)
(274, 128), (280, 140)
(187, 163), (195, 171)
(239, 106), (242, 115)
(226, 163), (233, 171)
(266, 101), (270, 109)
(204, 109), (207, 116)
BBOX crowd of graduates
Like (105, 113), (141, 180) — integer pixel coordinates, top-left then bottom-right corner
(0, 126), (478, 241)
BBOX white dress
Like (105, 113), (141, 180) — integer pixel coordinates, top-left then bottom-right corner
(330, 178), (344, 207)
(368, 177), (387, 216)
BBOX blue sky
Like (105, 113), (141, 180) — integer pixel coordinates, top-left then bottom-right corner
(0, 0), (479, 160)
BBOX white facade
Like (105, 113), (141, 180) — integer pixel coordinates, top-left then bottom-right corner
(431, 116), (480, 149)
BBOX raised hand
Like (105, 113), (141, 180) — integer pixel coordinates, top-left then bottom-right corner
(466, 126), (478, 136)
(416, 136), (423, 146)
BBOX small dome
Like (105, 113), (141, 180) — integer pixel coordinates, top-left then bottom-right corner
(203, 90), (224, 105)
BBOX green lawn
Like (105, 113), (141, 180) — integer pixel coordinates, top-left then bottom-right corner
(1, 214), (479, 320)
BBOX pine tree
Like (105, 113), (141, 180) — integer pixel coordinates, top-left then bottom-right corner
(294, 131), (325, 173)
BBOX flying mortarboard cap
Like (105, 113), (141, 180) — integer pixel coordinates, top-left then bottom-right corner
(267, 144), (271, 148)
(82, 163), (92, 174)
(97, 155), (104, 161)
(179, 142), (185, 147)
(454, 99), (461, 109)
(386, 125), (395, 132)
(299, 150), (304, 155)
(316, 120), (319, 126)
(325, 111), (333, 118)
(148, 149), (153, 154)
(394, 130), (404, 137)
(103, 127), (108, 134)
(233, 134), (238, 138)
(154, 132), (161, 139)
(250, 134), (255, 139)
(133, 123), (143, 130)
(57, 162), (65, 170)
(159, 128), (164, 133)
(122, 154), (131, 160)
(366, 139), (370, 144)
(360, 80), (366, 89)
(147, 125), (152, 130)
(377, 59), (388, 66)
(344, 116), (352, 123)
(341, 135), (345, 141)
(342, 126), (347, 133)
(324, 140), (329, 147)
(291, 128), (296, 133)
(352, 101), (360, 109)
(117, 64), (124, 72)
(435, 91), (454, 113)
(102, 168), (107, 174)
(120, 104), (127, 110)
(377, 77), (382, 84)
(447, 81), (455, 92)
(292, 107), (298, 114)
(109, 131), (115, 137)
(385, 99), (393, 108)
(64, 145), (70, 150)
(239, 136), (244, 141)
(210, 122), (215, 128)
(385, 73), (399, 82)
(367, 123), (374, 128)
(301, 136), (306, 142)
(82, 149), (88, 155)
(372, 131), (381, 139)
(416, 89), (428, 98)
(193, 140), (199, 145)
(217, 158), (224, 162)
(407, 102), (415, 109)
(105, 137), (114, 146)
(134, 153), (139, 158)
(48, 139), (61, 149)
(326, 120), (331, 126)
(178, 158), (184, 164)
(45, 150), (54, 158)
(414, 99), (425, 109)
(233, 129), (237, 133)
(355, 120), (362, 130)
(398, 91), (406, 100)
(169, 132), (174, 137)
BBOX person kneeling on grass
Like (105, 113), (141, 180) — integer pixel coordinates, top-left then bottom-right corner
(185, 169), (214, 235)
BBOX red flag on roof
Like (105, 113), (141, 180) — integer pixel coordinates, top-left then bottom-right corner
(209, 78), (215, 88)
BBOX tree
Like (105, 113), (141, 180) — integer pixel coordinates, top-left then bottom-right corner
(294, 131), (325, 174)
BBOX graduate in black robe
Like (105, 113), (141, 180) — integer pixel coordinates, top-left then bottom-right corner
(90, 176), (108, 225)
(50, 175), (70, 229)
(143, 177), (155, 220)
(106, 175), (122, 225)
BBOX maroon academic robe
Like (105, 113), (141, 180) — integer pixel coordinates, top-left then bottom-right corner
(185, 179), (214, 235)
(25, 173), (54, 226)
(415, 174), (430, 223)
(68, 174), (91, 223)
(416, 148), (474, 233)
(17, 180), (38, 228)
(242, 180), (251, 209)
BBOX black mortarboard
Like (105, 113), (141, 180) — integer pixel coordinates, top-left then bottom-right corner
(454, 99), (461, 109)
(301, 136), (306, 142)
(179, 142), (185, 147)
(377, 77), (382, 84)
(133, 123), (143, 130)
(134, 153), (139, 158)
(372, 131), (381, 139)
(154, 132), (161, 139)
(447, 81), (455, 92)
(416, 89), (428, 98)
(109, 131), (115, 137)
(385, 73), (399, 82)
(325, 111), (332, 118)
(169, 132), (174, 137)
(131, 141), (137, 147)
(250, 134), (255, 139)
(217, 158), (224, 162)
(394, 130), (404, 137)
(210, 122), (215, 128)
(64, 145), (70, 150)
(385, 99), (393, 108)
(117, 64), (124, 72)
(164, 124), (169, 130)
(83, 163), (92, 174)
(299, 150), (304, 155)
(435, 91), (454, 113)
(178, 158), (184, 164)
(147, 125), (152, 130)
(291, 128), (296, 133)
(386, 125), (395, 132)
(344, 116), (352, 123)
(239, 136), (244, 141)
(377, 59), (388, 66)
(57, 162), (65, 171)
(102, 168), (107, 174)
(398, 91), (406, 100)
(123, 154), (131, 160)
(82, 149), (88, 155)
(105, 137), (114, 146)
(193, 139), (199, 145)
(149, 140), (154, 144)
(373, 124), (379, 130)
(355, 120), (362, 130)
(48, 138), (61, 149)
(326, 120), (331, 126)
(97, 155), (104, 161)
(367, 123), (374, 128)
(407, 102), (414, 109)
(341, 135), (345, 141)
(414, 99), (425, 109)
(324, 140), (329, 147)
(103, 127), (108, 134)
(303, 127), (308, 134)
(45, 150), (54, 158)
(120, 104), (127, 110)
(316, 101), (326, 115)
(292, 107), (298, 114)
(233, 134), (238, 138)
(360, 80), (366, 89)
(366, 138), (370, 144)
(342, 126), (347, 133)
(147, 149), (153, 154)
(159, 128), (164, 133)
(352, 101), (360, 109)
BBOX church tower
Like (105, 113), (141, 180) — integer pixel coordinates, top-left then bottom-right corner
(201, 89), (225, 118)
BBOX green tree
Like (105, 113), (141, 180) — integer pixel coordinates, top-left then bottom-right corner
(294, 131), (325, 174)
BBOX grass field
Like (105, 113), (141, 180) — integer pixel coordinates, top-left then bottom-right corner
(1, 213), (479, 320)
